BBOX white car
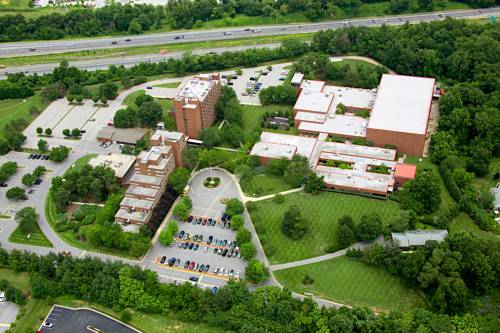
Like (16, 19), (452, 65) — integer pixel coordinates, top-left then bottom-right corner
(218, 267), (224, 276)
(42, 321), (54, 328)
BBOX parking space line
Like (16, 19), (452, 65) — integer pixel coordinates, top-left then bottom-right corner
(155, 258), (230, 281)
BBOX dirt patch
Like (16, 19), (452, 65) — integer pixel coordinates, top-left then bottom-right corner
(423, 100), (440, 157)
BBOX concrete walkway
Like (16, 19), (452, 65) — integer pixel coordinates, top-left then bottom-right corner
(244, 187), (304, 203)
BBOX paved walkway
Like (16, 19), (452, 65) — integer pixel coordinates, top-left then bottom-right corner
(244, 187), (304, 203)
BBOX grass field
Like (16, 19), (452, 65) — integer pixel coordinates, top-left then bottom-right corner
(240, 173), (295, 197)
(241, 104), (293, 138)
(0, 94), (48, 139)
(122, 90), (145, 107)
(274, 256), (427, 312)
(472, 157), (500, 192)
(8, 223), (53, 247)
(154, 81), (181, 88)
(249, 191), (401, 263)
(0, 268), (219, 333)
(449, 213), (499, 241)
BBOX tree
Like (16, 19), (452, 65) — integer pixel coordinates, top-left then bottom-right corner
(240, 242), (256, 260)
(401, 171), (442, 214)
(168, 168), (190, 194)
(128, 19), (143, 34)
(49, 146), (69, 162)
(173, 201), (190, 220)
(225, 198), (244, 217)
(357, 213), (383, 241)
(135, 93), (153, 107)
(66, 94), (74, 103)
(22, 173), (36, 187)
(15, 207), (38, 235)
(71, 128), (81, 137)
(200, 127), (221, 149)
(114, 108), (136, 128)
(62, 128), (71, 137)
(44, 128), (52, 136)
(236, 228), (252, 245)
(99, 81), (118, 100)
(221, 125), (244, 148)
(159, 229), (174, 246)
(230, 214), (245, 231)
(336, 215), (356, 248)
(37, 139), (48, 151)
(6, 187), (27, 201)
(284, 155), (310, 187)
(75, 95), (83, 104)
(36, 127), (43, 135)
(304, 172), (325, 194)
(281, 205), (308, 240)
(33, 166), (46, 177)
(245, 260), (269, 283)
(138, 101), (162, 128)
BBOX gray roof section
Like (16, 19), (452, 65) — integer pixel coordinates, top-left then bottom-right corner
(126, 185), (159, 198)
(96, 127), (146, 144)
(391, 230), (448, 247)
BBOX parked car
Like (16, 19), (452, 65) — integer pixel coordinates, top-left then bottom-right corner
(193, 234), (198, 242)
(188, 215), (193, 222)
(168, 258), (175, 266)
(218, 267), (224, 276)
(199, 264), (205, 272)
(184, 261), (190, 269)
(183, 242), (189, 249)
(179, 230), (185, 239)
(214, 267), (219, 275)
(189, 243), (195, 250)
(207, 236), (213, 245)
(193, 244), (199, 251)
(197, 235), (203, 243)
(203, 246), (208, 253)
(175, 258), (180, 267)
(204, 265), (210, 272)
(42, 321), (53, 328)
(0, 183), (7, 187)
(222, 249), (228, 257)
(189, 276), (199, 282)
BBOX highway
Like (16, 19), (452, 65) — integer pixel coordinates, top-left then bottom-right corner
(0, 7), (498, 58)
(0, 44), (280, 79)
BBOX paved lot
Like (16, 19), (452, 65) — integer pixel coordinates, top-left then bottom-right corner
(0, 302), (19, 333)
(220, 63), (289, 105)
(39, 305), (138, 333)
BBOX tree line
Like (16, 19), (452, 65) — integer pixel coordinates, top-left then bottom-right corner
(0, 248), (484, 333)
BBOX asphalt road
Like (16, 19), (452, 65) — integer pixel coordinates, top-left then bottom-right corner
(0, 43), (280, 79)
(0, 7), (498, 58)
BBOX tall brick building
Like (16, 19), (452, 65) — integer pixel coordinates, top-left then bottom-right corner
(174, 74), (221, 139)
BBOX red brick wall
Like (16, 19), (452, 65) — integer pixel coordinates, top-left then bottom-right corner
(366, 128), (425, 156)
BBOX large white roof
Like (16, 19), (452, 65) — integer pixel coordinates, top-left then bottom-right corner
(259, 132), (318, 159)
(298, 114), (367, 137)
(368, 74), (435, 135)
(294, 90), (333, 114)
(323, 85), (376, 110)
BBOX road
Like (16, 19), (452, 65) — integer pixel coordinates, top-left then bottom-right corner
(0, 7), (497, 58)
(0, 43), (280, 79)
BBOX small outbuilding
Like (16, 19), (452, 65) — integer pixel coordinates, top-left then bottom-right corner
(391, 230), (448, 248)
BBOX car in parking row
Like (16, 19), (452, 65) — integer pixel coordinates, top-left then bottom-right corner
(213, 267), (240, 279)
(183, 260), (211, 273)
(28, 153), (49, 160)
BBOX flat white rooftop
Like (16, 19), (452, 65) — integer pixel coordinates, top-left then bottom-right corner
(298, 114), (367, 137)
(88, 154), (136, 179)
(316, 165), (393, 194)
(317, 141), (397, 161)
(130, 173), (163, 186)
(151, 129), (184, 143)
(294, 90), (333, 114)
(259, 132), (318, 159)
(115, 208), (149, 223)
(178, 77), (215, 101)
(291, 72), (304, 85)
(295, 111), (326, 123)
(323, 85), (376, 110)
(368, 74), (435, 135)
(300, 80), (325, 92)
(250, 142), (296, 160)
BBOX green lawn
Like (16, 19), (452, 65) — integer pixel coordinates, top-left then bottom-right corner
(274, 256), (427, 312)
(472, 157), (500, 192)
(154, 81), (181, 88)
(241, 104), (293, 138)
(0, 268), (219, 333)
(8, 223), (53, 247)
(122, 89), (176, 130)
(0, 94), (48, 139)
(240, 173), (294, 197)
(122, 90), (145, 107)
(248, 191), (401, 263)
(449, 213), (499, 241)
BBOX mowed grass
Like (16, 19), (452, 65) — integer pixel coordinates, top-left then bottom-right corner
(241, 104), (292, 138)
(240, 173), (294, 197)
(154, 81), (181, 88)
(274, 256), (427, 312)
(8, 223), (53, 247)
(249, 191), (401, 263)
(449, 213), (499, 241)
(0, 94), (48, 139)
(121, 89), (176, 130)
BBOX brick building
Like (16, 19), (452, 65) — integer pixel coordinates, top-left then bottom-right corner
(115, 130), (186, 230)
(173, 74), (221, 139)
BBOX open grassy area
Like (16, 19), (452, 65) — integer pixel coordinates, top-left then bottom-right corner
(0, 268), (219, 333)
(121, 89), (176, 130)
(240, 173), (295, 197)
(122, 90), (145, 107)
(274, 256), (427, 312)
(472, 157), (500, 192)
(241, 104), (293, 139)
(0, 94), (48, 139)
(154, 81), (181, 88)
(8, 223), (53, 247)
(449, 213), (499, 241)
(249, 191), (401, 263)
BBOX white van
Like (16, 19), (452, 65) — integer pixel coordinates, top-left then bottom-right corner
(0, 291), (5, 302)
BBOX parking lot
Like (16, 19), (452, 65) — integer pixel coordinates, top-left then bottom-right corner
(39, 305), (138, 333)
(220, 63), (289, 105)
(156, 213), (246, 284)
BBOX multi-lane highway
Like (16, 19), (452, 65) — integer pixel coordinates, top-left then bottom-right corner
(0, 7), (498, 58)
